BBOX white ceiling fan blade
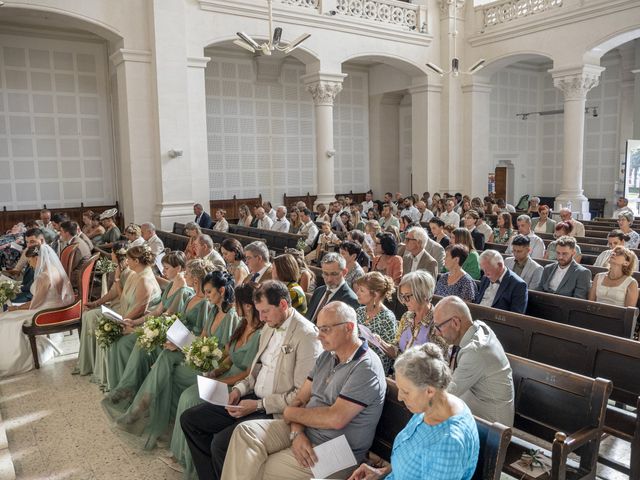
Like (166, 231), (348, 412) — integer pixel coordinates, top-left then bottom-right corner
(233, 39), (256, 53)
(283, 33), (311, 54)
(237, 32), (261, 50)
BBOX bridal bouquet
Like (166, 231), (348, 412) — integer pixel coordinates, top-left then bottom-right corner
(135, 313), (181, 353)
(295, 238), (307, 252)
(95, 317), (124, 348)
(0, 279), (21, 306)
(183, 336), (223, 373)
(95, 256), (116, 275)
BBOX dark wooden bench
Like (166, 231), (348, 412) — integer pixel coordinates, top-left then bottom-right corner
(506, 354), (612, 480)
(460, 302), (640, 479)
(526, 290), (638, 338)
(209, 195), (262, 223)
(538, 232), (609, 246)
(156, 230), (189, 252)
(372, 377), (512, 480)
(173, 223), (266, 249)
(283, 192), (317, 209)
(229, 224), (306, 253)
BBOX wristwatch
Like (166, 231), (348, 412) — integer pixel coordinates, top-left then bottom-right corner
(289, 430), (301, 442)
(256, 399), (265, 412)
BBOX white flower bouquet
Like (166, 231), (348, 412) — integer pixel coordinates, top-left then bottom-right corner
(135, 313), (181, 353)
(295, 238), (307, 252)
(95, 256), (116, 275)
(183, 335), (224, 372)
(95, 317), (124, 348)
(0, 279), (21, 306)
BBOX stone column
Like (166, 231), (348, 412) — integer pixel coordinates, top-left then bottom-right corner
(550, 65), (604, 218)
(461, 79), (492, 197)
(301, 72), (347, 207)
(109, 48), (158, 225)
(409, 83), (442, 194)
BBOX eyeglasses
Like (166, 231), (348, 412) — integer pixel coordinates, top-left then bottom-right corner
(398, 292), (414, 303)
(434, 317), (454, 333)
(322, 271), (342, 277)
(405, 237), (417, 242)
(316, 321), (349, 334)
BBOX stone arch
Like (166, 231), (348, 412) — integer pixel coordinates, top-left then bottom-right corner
(478, 51), (555, 79)
(585, 26), (640, 63)
(339, 52), (428, 78)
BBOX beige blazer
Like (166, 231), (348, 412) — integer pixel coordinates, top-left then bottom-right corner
(233, 308), (322, 416)
(402, 249), (439, 280)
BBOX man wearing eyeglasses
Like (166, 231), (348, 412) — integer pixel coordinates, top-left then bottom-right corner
(305, 252), (360, 323)
(221, 301), (386, 480)
(181, 281), (321, 480)
(402, 227), (438, 280)
(433, 296), (514, 427)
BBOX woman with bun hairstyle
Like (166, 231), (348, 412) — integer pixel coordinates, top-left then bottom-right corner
(105, 245), (162, 389)
(220, 238), (249, 285)
(166, 282), (263, 475)
(348, 343), (480, 480)
(353, 272), (397, 374)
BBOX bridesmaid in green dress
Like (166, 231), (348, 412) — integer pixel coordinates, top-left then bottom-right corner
(103, 251), (193, 403)
(105, 245), (162, 389)
(75, 242), (130, 379)
(163, 281), (263, 476)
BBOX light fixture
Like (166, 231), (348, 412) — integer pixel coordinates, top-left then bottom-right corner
(425, 0), (485, 76)
(234, 0), (310, 56)
(516, 106), (599, 120)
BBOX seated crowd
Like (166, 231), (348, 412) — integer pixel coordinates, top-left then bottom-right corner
(0, 191), (637, 480)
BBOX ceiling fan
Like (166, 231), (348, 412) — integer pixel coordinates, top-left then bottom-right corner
(234, 0), (311, 56)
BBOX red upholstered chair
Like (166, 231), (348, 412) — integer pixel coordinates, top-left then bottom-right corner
(59, 244), (78, 278)
(22, 254), (99, 369)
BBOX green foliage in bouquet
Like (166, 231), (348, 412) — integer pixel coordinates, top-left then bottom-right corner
(135, 313), (181, 353)
(95, 256), (116, 275)
(183, 335), (224, 373)
(95, 317), (124, 349)
(0, 279), (21, 306)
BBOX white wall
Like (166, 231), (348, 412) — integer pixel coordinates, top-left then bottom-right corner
(0, 33), (115, 209)
(204, 52), (369, 204)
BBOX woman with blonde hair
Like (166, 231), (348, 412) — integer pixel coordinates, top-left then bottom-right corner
(589, 246), (639, 307)
(237, 204), (253, 227)
(124, 223), (145, 247)
(272, 253), (307, 314)
(353, 272), (397, 374)
(183, 222), (202, 260)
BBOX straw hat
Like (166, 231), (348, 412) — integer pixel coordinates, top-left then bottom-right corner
(99, 208), (118, 220)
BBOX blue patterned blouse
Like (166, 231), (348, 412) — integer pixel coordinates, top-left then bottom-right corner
(434, 272), (478, 302)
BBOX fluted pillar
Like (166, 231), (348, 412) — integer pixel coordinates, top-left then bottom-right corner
(301, 72), (347, 206)
(550, 65), (604, 218)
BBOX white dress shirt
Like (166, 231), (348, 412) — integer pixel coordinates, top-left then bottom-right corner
(440, 210), (461, 227)
(255, 263), (271, 283)
(401, 206), (421, 223)
(257, 216), (274, 230)
(479, 269), (507, 307)
(410, 250), (425, 273)
(361, 200), (374, 213)
(420, 209), (434, 223)
(301, 221), (319, 247)
(145, 234), (165, 256)
(254, 310), (294, 398)
(266, 209), (277, 222)
(548, 264), (570, 292)
(271, 217), (290, 233)
(613, 206), (634, 219)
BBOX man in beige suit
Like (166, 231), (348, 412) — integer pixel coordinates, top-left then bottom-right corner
(181, 280), (321, 480)
(402, 227), (438, 280)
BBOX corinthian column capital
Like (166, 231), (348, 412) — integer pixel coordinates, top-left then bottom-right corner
(301, 72), (347, 106)
(550, 64), (605, 101)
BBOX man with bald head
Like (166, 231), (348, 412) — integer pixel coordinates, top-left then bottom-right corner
(433, 296), (514, 426)
(255, 207), (274, 230)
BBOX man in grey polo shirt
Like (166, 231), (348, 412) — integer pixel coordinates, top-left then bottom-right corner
(221, 301), (386, 480)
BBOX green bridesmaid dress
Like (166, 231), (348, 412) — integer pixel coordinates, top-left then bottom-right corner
(103, 281), (193, 406)
(105, 268), (162, 390)
(171, 316), (260, 478)
(77, 267), (132, 378)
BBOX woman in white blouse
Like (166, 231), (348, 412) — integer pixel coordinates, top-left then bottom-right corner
(588, 246), (638, 308)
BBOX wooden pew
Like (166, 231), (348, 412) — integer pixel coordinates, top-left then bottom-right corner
(283, 192), (317, 209)
(0, 202), (123, 232)
(156, 230), (189, 252)
(526, 290), (638, 338)
(166, 226), (267, 251)
(372, 378), (512, 480)
(209, 195), (262, 223)
(229, 224), (306, 253)
(459, 302), (640, 479)
(505, 354), (611, 480)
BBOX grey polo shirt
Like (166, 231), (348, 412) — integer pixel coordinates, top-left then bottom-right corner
(305, 340), (386, 462)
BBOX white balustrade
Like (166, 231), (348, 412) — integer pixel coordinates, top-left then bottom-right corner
(279, 0), (319, 8)
(333, 0), (419, 28)
(482, 0), (562, 28)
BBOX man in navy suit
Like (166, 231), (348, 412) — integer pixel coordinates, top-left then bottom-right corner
(194, 203), (213, 229)
(475, 249), (528, 313)
(305, 252), (360, 323)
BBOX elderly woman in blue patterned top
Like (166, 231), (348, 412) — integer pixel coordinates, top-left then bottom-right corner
(348, 343), (480, 480)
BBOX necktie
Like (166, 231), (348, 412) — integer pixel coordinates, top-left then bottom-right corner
(449, 345), (460, 371)
(311, 289), (332, 324)
(250, 272), (259, 282)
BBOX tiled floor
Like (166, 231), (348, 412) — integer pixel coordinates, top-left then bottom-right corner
(0, 334), (632, 480)
(0, 334), (181, 480)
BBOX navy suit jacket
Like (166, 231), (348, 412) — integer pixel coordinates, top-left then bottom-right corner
(196, 212), (213, 229)
(305, 282), (360, 322)
(474, 269), (528, 314)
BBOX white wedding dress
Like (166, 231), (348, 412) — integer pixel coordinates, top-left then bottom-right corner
(0, 244), (75, 378)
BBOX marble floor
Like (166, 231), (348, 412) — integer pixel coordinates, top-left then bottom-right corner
(0, 334), (632, 480)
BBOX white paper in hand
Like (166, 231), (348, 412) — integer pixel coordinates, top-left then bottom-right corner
(166, 319), (196, 350)
(310, 435), (357, 479)
(101, 305), (124, 323)
(357, 323), (383, 350)
(197, 375), (234, 407)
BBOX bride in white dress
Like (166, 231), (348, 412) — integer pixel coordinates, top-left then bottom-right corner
(0, 243), (74, 377)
